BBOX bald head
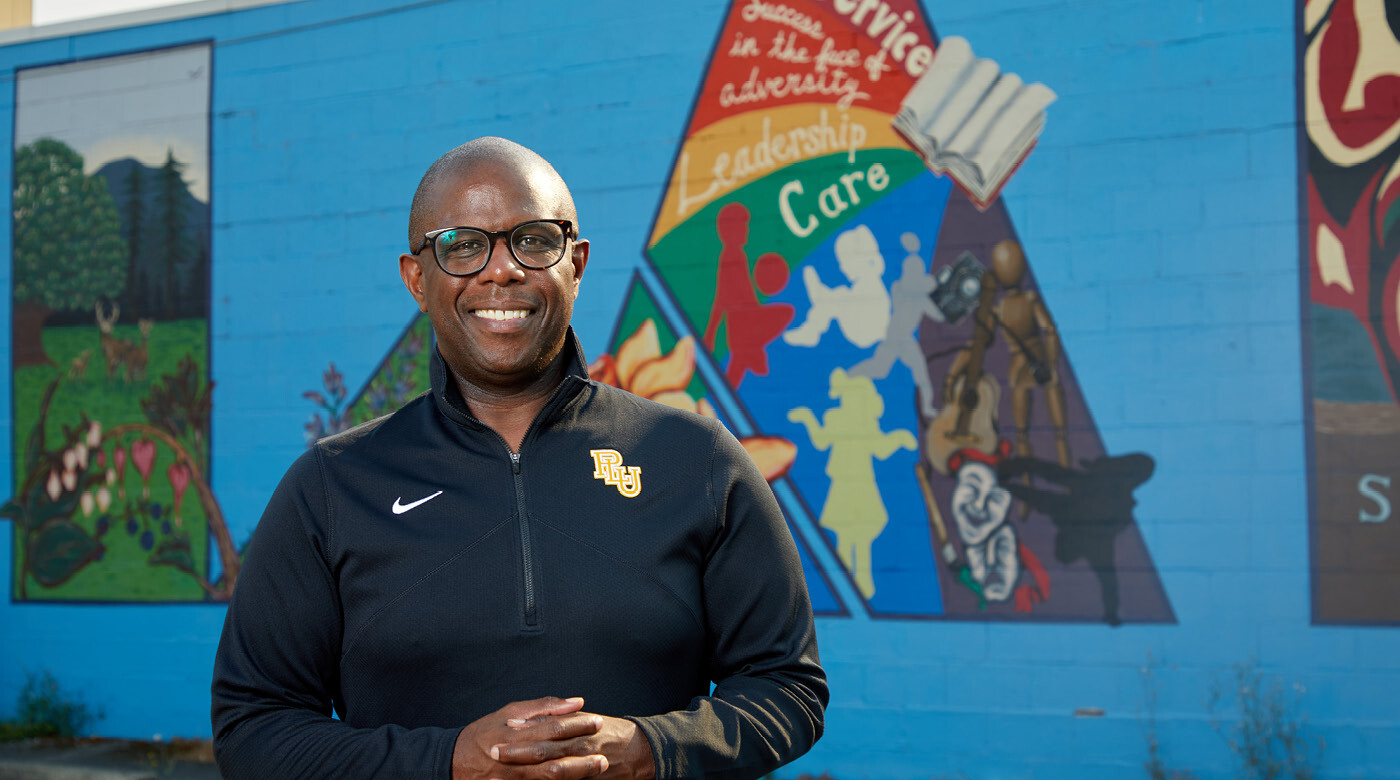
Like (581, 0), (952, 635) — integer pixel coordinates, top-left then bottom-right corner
(407, 137), (577, 250)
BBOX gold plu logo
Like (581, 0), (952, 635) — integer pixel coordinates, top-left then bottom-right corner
(589, 449), (641, 497)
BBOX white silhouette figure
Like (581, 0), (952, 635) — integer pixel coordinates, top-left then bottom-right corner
(851, 233), (946, 415)
(783, 224), (890, 349)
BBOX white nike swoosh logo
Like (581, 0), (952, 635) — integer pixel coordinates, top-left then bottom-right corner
(392, 490), (443, 514)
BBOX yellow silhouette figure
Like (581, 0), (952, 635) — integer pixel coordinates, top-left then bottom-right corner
(788, 368), (916, 599)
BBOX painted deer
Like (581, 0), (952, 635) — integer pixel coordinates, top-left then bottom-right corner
(67, 348), (92, 380)
(94, 302), (154, 382)
(129, 318), (154, 381)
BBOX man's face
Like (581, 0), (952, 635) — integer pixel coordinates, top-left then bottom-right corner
(951, 461), (1011, 547)
(399, 161), (589, 395)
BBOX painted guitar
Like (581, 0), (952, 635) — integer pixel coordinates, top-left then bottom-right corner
(915, 372), (1002, 571)
(924, 373), (1001, 475)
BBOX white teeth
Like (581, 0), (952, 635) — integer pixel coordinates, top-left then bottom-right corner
(474, 309), (530, 321)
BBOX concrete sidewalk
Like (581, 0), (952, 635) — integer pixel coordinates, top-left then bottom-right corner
(0, 737), (219, 780)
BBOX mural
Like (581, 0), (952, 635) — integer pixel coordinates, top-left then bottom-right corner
(1302, 0), (1400, 624)
(2, 44), (234, 602)
(603, 0), (1172, 623)
(304, 314), (432, 442)
(307, 2), (1172, 624)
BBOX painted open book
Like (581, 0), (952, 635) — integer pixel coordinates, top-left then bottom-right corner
(893, 36), (1056, 209)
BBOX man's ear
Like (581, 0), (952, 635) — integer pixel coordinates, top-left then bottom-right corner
(568, 239), (589, 298)
(399, 253), (429, 313)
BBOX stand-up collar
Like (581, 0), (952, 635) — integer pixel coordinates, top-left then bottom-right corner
(429, 327), (592, 428)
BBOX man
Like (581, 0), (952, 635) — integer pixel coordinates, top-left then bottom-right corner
(211, 137), (827, 780)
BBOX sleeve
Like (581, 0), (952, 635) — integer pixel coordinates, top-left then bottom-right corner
(210, 448), (461, 780)
(627, 424), (829, 780)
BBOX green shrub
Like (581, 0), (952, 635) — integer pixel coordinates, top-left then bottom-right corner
(0, 669), (100, 740)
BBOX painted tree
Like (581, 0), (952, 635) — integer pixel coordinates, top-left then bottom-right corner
(12, 138), (127, 366)
(124, 161), (145, 313)
(157, 149), (189, 319)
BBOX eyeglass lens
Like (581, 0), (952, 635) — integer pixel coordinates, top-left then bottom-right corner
(434, 221), (567, 274)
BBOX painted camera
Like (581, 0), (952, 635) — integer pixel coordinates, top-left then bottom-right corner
(930, 251), (986, 324)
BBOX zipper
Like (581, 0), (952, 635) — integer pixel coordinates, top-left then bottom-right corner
(510, 451), (538, 628)
(473, 376), (582, 632)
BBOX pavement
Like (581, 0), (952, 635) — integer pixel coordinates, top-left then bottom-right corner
(0, 738), (219, 780)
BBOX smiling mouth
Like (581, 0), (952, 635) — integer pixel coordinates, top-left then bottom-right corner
(472, 308), (533, 321)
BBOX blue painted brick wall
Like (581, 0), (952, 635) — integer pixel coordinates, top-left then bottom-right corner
(1, 1), (1395, 778)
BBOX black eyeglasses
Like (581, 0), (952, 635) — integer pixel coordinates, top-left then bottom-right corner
(414, 219), (574, 276)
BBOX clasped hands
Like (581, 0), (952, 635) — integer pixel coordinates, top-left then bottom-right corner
(452, 696), (654, 780)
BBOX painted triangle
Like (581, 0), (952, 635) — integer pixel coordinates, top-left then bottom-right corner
(627, 0), (1174, 623)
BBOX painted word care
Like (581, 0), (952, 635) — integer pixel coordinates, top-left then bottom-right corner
(779, 158), (890, 238)
(677, 109), (868, 217)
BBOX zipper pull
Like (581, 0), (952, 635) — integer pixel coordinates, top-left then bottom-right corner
(511, 451), (521, 474)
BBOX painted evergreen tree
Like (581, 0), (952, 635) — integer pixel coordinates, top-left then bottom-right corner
(157, 149), (189, 319)
(12, 138), (127, 366)
(124, 160), (144, 313)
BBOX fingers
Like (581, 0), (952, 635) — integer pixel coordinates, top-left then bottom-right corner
(456, 702), (611, 780)
(498, 696), (586, 723)
(493, 714), (604, 765)
(494, 738), (604, 766)
(508, 713), (603, 739)
(488, 754), (609, 780)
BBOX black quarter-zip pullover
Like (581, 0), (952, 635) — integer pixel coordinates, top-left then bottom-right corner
(211, 329), (827, 779)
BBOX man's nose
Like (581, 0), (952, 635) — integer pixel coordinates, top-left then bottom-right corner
(477, 236), (526, 283)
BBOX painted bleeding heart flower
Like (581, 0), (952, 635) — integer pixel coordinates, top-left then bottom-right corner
(167, 462), (191, 528)
(131, 439), (157, 499)
(80, 491), (95, 517)
(46, 470), (61, 501)
(590, 318), (797, 481)
(113, 447), (128, 498)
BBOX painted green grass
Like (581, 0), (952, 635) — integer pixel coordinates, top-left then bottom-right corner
(10, 319), (211, 602)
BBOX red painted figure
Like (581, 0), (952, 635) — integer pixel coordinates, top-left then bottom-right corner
(703, 202), (794, 387)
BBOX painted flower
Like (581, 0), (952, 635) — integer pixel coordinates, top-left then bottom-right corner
(589, 319), (797, 482)
(131, 439), (157, 500)
(324, 363), (347, 404)
(167, 462), (191, 528)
